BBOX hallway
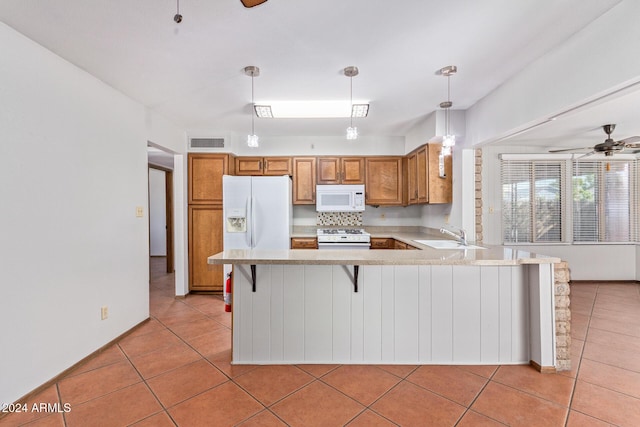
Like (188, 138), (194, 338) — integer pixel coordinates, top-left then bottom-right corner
(2, 258), (640, 426)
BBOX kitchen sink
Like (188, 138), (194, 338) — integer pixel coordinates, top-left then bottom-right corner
(413, 239), (486, 250)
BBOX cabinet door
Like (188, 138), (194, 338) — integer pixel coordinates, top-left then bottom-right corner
(427, 143), (453, 204)
(340, 157), (365, 184)
(188, 154), (230, 204)
(370, 238), (392, 249)
(416, 146), (429, 203)
(235, 157), (263, 175)
(293, 157), (317, 205)
(264, 157), (292, 176)
(407, 153), (418, 204)
(365, 157), (404, 205)
(317, 157), (340, 184)
(188, 206), (223, 292)
(393, 240), (408, 250)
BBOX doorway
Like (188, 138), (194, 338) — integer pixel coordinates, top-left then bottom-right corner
(149, 166), (174, 273)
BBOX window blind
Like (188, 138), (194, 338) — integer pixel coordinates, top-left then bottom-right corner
(573, 160), (637, 242)
(501, 160), (563, 243)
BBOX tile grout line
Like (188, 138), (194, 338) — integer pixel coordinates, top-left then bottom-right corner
(564, 283), (600, 427)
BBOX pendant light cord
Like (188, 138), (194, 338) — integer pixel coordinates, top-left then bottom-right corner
(251, 73), (255, 135)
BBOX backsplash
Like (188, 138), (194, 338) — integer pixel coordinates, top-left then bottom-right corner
(317, 212), (363, 226)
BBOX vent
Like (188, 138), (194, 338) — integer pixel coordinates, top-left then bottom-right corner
(190, 137), (225, 148)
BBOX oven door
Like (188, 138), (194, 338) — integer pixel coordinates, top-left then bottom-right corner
(318, 242), (371, 250)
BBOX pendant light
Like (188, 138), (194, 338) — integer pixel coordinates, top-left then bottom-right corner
(439, 65), (457, 156)
(173, 0), (182, 23)
(244, 66), (260, 148)
(344, 66), (359, 140)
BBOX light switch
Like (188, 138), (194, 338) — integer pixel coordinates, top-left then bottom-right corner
(136, 206), (144, 217)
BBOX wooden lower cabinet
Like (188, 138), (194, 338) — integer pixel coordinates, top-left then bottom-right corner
(188, 205), (224, 292)
(370, 238), (393, 249)
(291, 237), (318, 249)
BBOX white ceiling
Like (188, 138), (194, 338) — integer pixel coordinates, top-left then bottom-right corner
(0, 0), (631, 145)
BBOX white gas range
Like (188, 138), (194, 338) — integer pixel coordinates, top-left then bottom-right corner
(316, 228), (371, 250)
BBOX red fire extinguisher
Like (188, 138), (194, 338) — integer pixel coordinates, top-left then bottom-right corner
(224, 272), (232, 312)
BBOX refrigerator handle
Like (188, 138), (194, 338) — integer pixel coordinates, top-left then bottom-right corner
(245, 196), (252, 247)
(251, 195), (256, 248)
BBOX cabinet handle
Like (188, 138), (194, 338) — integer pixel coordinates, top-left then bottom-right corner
(259, 160), (263, 171)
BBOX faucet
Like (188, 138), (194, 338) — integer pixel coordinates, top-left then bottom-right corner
(439, 227), (467, 246)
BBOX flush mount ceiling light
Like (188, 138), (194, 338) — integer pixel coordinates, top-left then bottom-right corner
(244, 65), (260, 148)
(438, 65), (457, 156)
(253, 101), (369, 119)
(344, 66), (360, 140)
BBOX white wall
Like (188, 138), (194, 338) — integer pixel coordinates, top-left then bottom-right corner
(0, 23), (150, 404)
(465, 1), (640, 146)
(149, 168), (167, 256)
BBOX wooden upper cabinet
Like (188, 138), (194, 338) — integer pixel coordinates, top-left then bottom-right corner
(188, 153), (233, 205)
(427, 143), (452, 204)
(317, 157), (364, 185)
(406, 145), (429, 205)
(292, 157), (316, 205)
(365, 157), (404, 205)
(235, 156), (292, 176)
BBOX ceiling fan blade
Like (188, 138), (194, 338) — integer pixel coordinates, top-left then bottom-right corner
(240, 0), (268, 7)
(618, 136), (640, 144)
(549, 147), (594, 153)
(574, 151), (596, 160)
(624, 143), (640, 149)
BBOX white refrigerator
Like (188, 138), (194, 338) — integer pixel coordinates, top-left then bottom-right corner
(222, 175), (292, 280)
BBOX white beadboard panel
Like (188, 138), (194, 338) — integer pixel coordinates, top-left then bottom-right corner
(350, 269), (365, 361)
(230, 263), (548, 366)
(270, 265), (285, 360)
(480, 267), (500, 362)
(528, 263), (556, 367)
(332, 265), (353, 360)
(304, 265), (333, 361)
(418, 265), (433, 361)
(252, 265), (272, 361)
(431, 266), (454, 362)
(452, 266), (481, 363)
(511, 266), (530, 363)
(234, 265), (254, 361)
(498, 266), (513, 363)
(380, 266), (395, 361)
(394, 266), (420, 362)
(363, 266), (383, 361)
(282, 266), (305, 361)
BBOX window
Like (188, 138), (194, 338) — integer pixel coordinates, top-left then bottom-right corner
(573, 160), (637, 242)
(501, 157), (638, 244)
(502, 161), (564, 243)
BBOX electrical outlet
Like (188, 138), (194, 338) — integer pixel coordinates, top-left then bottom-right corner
(380, 213), (386, 220)
(489, 206), (494, 214)
(101, 306), (108, 320)
(445, 214), (450, 224)
(136, 206), (144, 217)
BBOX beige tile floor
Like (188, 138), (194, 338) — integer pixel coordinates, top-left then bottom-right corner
(1, 258), (639, 426)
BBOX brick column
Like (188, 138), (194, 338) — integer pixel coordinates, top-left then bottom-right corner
(554, 261), (571, 371)
(475, 149), (483, 243)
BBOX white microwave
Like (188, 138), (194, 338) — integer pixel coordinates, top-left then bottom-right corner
(316, 184), (365, 212)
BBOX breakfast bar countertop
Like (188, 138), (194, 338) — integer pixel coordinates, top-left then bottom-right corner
(208, 245), (561, 267)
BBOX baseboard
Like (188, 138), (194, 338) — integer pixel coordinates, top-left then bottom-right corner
(0, 318), (151, 419)
(530, 360), (557, 374)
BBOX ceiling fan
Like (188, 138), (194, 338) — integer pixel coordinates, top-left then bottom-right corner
(549, 124), (640, 157)
(240, 0), (268, 7)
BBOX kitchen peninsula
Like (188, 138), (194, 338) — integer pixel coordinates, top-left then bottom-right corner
(208, 235), (563, 372)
